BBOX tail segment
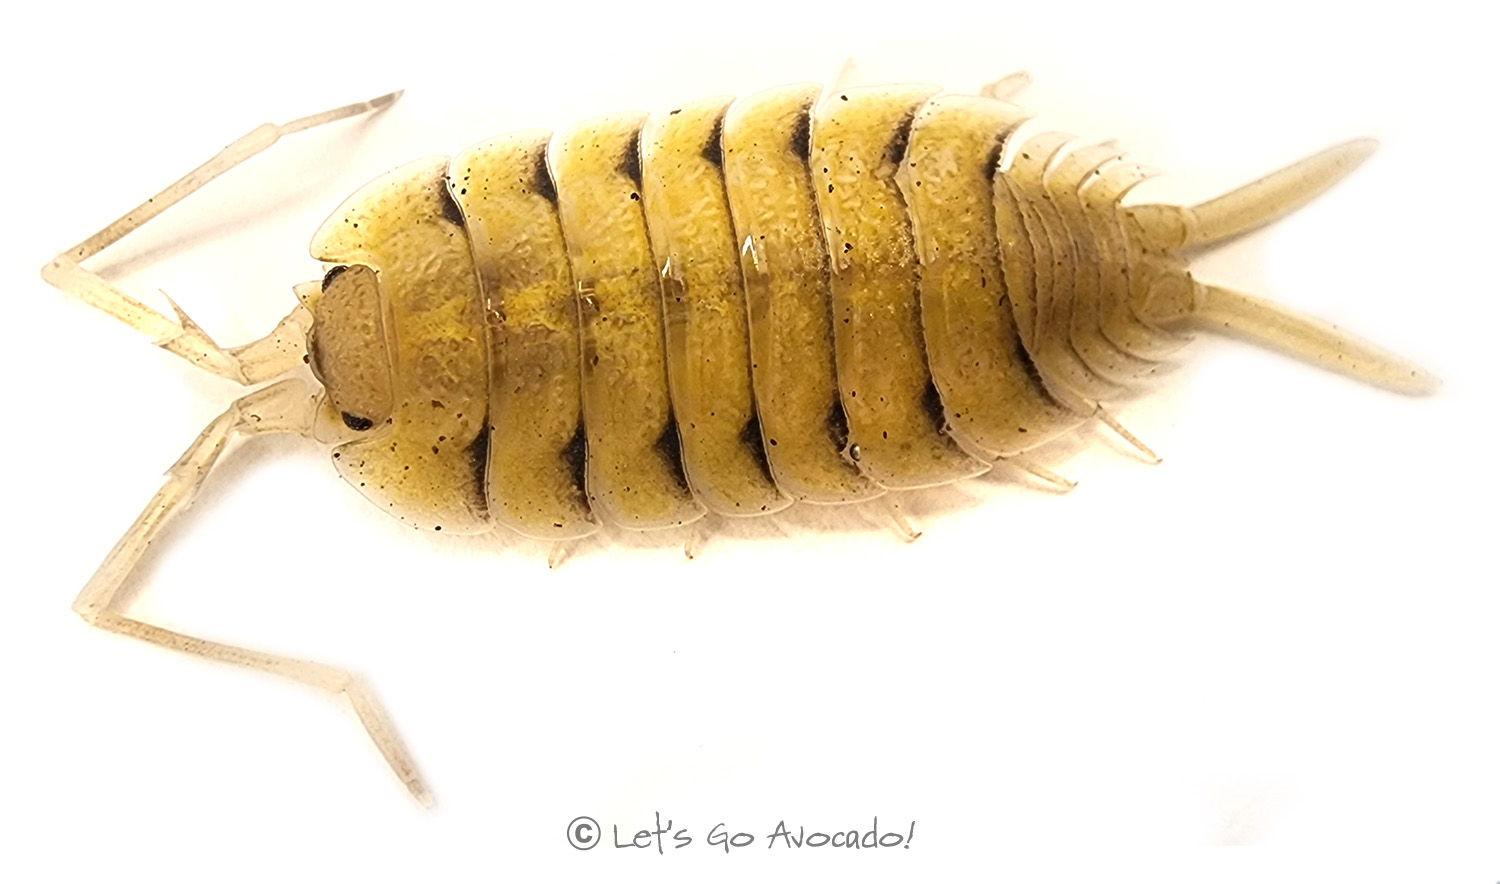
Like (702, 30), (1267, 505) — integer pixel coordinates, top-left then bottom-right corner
(1189, 282), (1437, 395)
(1127, 141), (1437, 395)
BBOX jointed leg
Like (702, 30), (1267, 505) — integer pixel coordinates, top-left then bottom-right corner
(75, 379), (432, 805)
(40, 91), (402, 384)
(1093, 407), (1162, 464)
(875, 495), (922, 542)
(981, 70), (1033, 102)
(818, 57), (865, 108)
(548, 542), (572, 570)
(683, 515), (721, 560)
(996, 455), (1078, 492)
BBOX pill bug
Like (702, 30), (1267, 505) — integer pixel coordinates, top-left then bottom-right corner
(38, 72), (1435, 807)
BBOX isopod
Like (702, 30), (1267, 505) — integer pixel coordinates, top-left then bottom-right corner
(39, 74), (1435, 807)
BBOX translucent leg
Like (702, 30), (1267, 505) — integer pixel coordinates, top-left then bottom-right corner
(980, 70), (1032, 101)
(548, 542), (572, 570)
(876, 496), (922, 542)
(1094, 407), (1162, 464)
(73, 379), (432, 806)
(997, 456), (1078, 492)
(39, 91), (402, 383)
(683, 518), (711, 560)
(825, 57), (861, 96)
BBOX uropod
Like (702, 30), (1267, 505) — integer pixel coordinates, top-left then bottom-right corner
(41, 73), (1435, 805)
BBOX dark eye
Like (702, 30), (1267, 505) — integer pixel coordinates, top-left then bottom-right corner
(341, 412), (376, 432)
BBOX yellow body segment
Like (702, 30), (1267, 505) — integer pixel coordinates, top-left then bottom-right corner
(452, 131), (596, 540)
(640, 97), (792, 517)
(811, 85), (988, 488)
(722, 85), (880, 504)
(897, 94), (1080, 459)
(309, 156), (491, 533)
(552, 113), (704, 529)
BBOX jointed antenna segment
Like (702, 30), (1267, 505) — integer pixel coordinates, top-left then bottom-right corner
(40, 91), (402, 383)
(71, 379), (433, 805)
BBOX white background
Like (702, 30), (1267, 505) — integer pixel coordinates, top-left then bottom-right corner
(3, 0), (1495, 880)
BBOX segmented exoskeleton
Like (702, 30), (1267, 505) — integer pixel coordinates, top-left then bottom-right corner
(40, 78), (1433, 803)
(305, 81), (1430, 545)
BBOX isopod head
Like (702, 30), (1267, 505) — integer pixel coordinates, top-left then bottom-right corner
(302, 263), (394, 433)
(307, 156), (492, 534)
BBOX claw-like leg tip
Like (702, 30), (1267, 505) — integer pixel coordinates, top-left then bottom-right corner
(1000, 457), (1078, 492)
(683, 522), (707, 560)
(878, 498), (922, 543)
(1095, 408), (1160, 464)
